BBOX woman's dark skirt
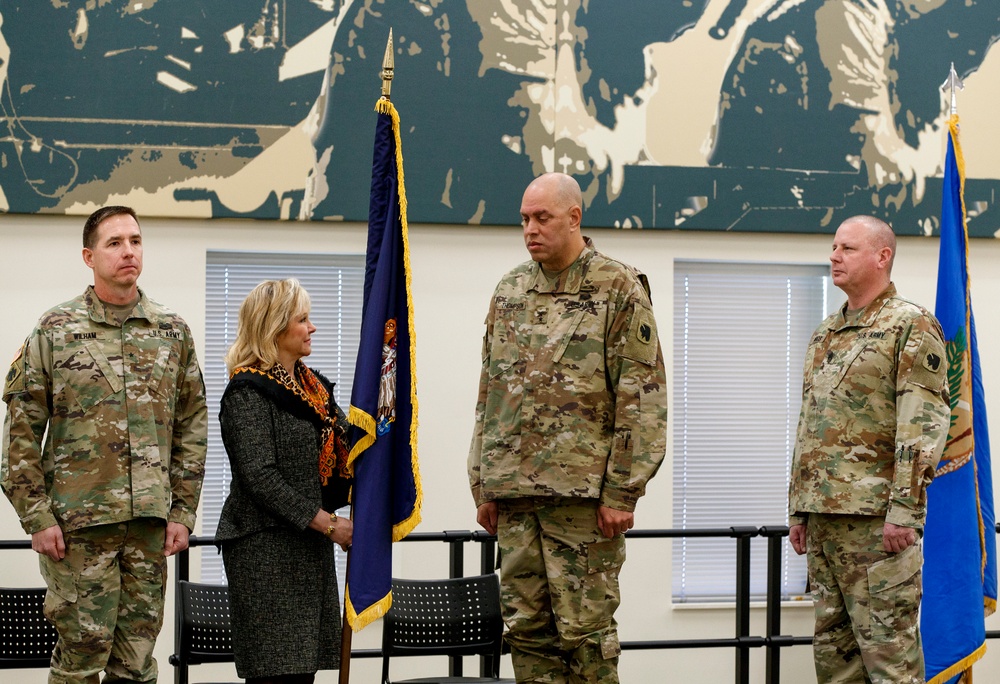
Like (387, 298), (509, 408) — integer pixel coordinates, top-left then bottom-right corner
(222, 527), (342, 679)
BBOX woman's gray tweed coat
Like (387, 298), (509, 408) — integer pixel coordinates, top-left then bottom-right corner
(217, 380), (342, 679)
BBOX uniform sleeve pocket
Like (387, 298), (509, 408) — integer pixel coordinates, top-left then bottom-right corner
(621, 305), (658, 366)
(906, 336), (946, 393)
(867, 544), (921, 638)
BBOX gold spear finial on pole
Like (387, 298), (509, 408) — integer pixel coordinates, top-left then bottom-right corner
(380, 29), (394, 100)
(941, 62), (964, 116)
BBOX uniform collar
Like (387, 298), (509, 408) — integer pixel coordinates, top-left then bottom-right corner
(85, 285), (150, 325)
(527, 237), (596, 294)
(833, 283), (897, 330)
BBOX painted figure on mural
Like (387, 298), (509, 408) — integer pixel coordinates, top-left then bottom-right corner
(1, 1), (999, 231)
(0, 1), (341, 216)
(312, 0), (1000, 231)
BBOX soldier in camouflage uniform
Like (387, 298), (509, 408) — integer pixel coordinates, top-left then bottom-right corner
(469, 173), (667, 683)
(788, 215), (949, 684)
(2, 206), (208, 684)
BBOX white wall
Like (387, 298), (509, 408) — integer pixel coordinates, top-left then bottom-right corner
(2, 213), (998, 683)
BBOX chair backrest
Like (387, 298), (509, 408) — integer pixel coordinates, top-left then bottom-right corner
(172, 580), (235, 666)
(0, 587), (57, 669)
(381, 574), (504, 682)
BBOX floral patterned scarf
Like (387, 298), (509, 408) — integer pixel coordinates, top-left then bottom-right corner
(229, 362), (350, 484)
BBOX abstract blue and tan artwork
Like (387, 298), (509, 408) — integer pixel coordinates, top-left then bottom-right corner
(2, 1), (999, 235)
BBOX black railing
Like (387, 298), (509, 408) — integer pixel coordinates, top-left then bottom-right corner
(4, 523), (999, 684)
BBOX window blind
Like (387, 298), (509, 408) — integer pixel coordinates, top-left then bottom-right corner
(671, 260), (841, 602)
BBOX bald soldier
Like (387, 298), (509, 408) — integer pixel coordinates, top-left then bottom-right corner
(469, 173), (667, 683)
(788, 216), (950, 683)
(2, 206), (207, 684)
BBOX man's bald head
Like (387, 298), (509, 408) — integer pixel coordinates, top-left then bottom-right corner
(830, 215), (897, 308)
(527, 173), (583, 216)
(839, 215), (896, 274)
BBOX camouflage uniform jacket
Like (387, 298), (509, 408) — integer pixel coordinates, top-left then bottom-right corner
(468, 239), (667, 512)
(788, 284), (949, 529)
(2, 286), (208, 534)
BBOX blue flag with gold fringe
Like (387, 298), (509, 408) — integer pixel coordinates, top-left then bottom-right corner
(345, 97), (422, 631)
(923, 114), (997, 684)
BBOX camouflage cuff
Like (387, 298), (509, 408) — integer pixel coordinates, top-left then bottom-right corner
(788, 514), (807, 527)
(885, 506), (924, 529)
(169, 508), (197, 532)
(22, 511), (60, 535)
(598, 491), (637, 512)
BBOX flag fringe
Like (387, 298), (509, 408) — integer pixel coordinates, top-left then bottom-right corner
(345, 587), (392, 631)
(926, 641), (987, 684)
(346, 406), (376, 473)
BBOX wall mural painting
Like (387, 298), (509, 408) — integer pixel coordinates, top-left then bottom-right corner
(1, 1), (998, 236)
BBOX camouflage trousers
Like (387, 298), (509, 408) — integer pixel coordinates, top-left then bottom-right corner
(497, 498), (623, 684)
(38, 518), (167, 684)
(806, 514), (924, 684)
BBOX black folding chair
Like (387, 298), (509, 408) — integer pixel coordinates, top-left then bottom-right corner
(169, 580), (240, 684)
(382, 574), (514, 683)
(0, 587), (57, 669)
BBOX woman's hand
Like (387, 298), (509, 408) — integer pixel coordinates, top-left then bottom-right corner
(327, 515), (353, 552)
(310, 509), (353, 551)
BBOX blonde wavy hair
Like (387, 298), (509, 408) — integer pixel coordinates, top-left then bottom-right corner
(225, 278), (311, 374)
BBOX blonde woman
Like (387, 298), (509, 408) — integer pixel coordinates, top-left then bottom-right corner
(216, 279), (352, 684)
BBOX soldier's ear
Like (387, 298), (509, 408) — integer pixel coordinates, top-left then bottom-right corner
(876, 246), (892, 270)
(82, 247), (94, 269)
(569, 205), (582, 229)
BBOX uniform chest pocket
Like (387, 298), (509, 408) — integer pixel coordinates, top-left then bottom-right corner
(551, 310), (604, 379)
(833, 343), (895, 410)
(488, 316), (521, 380)
(146, 338), (184, 399)
(53, 340), (122, 414)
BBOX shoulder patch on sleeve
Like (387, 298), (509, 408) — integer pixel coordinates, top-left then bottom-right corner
(3, 342), (26, 398)
(622, 307), (658, 366)
(908, 335), (946, 391)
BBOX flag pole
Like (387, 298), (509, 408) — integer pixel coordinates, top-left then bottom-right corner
(941, 62), (963, 117)
(338, 542), (354, 684)
(338, 29), (395, 684)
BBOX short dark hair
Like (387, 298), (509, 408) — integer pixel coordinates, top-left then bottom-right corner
(83, 206), (139, 249)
